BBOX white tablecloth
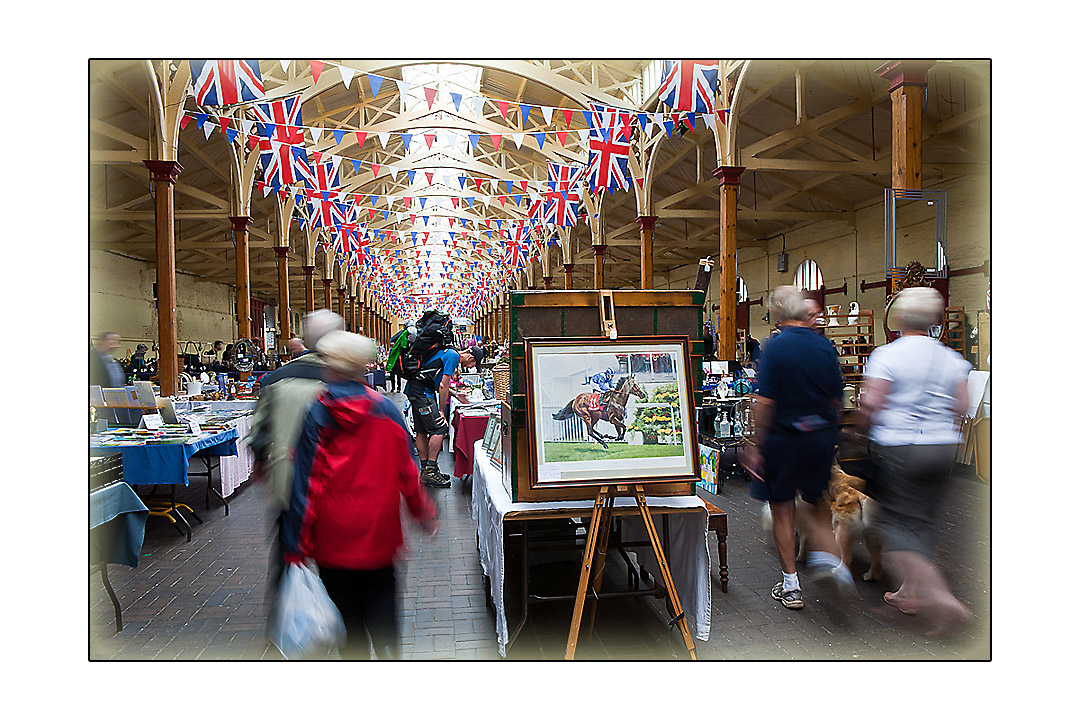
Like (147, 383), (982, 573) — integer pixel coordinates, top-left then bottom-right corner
(471, 440), (711, 657)
(219, 414), (254, 497)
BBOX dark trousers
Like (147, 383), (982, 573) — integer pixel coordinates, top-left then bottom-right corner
(318, 566), (400, 660)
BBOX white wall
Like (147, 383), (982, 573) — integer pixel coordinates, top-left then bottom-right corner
(90, 250), (239, 359)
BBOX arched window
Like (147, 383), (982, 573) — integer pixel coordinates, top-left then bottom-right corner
(794, 259), (823, 292)
(735, 277), (748, 303)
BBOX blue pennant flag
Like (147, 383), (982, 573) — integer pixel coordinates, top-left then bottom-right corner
(333, 129), (348, 145)
(419, 197), (427, 210)
(260, 122), (276, 138)
(520, 104), (532, 126)
(638, 113), (649, 130)
(458, 175), (467, 190)
(407, 169), (416, 183)
(370, 195), (379, 206)
(466, 197), (475, 207)
(401, 133), (412, 151)
(685, 113), (695, 130)
(350, 159), (364, 174)
(195, 113), (208, 128)
(450, 92), (463, 112)
(536, 132), (546, 150)
(368, 74), (383, 98)
(422, 216), (429, 226)
(663, 119), (675, 137)
(599, 127), (611, 142)
(382, 210), (390, 219)
(496, 219), (503, 230)
(468, 134), (481, 150)
(225, 128), (239, 144)
(513, 194), (522, 206)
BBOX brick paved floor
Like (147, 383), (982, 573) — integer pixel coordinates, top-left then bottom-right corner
(90, 392), (990, 661)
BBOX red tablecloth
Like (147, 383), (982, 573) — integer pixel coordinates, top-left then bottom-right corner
(452, 411), (492, 478)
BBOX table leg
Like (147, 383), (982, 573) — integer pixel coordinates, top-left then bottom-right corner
(99, 563), (123, 633)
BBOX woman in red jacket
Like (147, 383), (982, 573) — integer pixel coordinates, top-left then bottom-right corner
(283, 331), (439, 659)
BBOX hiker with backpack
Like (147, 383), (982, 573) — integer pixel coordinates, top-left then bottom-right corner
(386, 311), (485, 488)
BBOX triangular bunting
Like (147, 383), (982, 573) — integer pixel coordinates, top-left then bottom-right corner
(562, 108), (574, 127)
(310, 60), (325, 84)
(368, 74), (383, 98)
(339, 65), (354, 88)
(490, 134), (502, 150)
(423, 85), (438, 109)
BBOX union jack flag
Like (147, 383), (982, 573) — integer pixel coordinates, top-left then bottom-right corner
(585, 104), (631, 192)
(252, 95), (304, 145)
(189, 60), (264, 106)
(305, 157), (341, 199)
(309, 197), (349, 229)
(657, 60), (718, 114)
(544, 163), (583, 227)
(258, 140), (312, 187)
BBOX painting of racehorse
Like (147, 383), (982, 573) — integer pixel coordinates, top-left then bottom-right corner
(525, 338), (699, 487)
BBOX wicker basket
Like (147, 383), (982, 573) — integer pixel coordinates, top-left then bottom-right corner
(493, 361), (511, 401)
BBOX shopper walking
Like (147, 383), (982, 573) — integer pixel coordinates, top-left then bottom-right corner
(742, 286), (853, 610)
(857, 287), (972, 634)
(282, 330), (439, 660)
(404, 343), (484, 488)
(248, 310), (344, 596)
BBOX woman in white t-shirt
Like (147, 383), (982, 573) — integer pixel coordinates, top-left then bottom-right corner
(859, 287), (972, 635)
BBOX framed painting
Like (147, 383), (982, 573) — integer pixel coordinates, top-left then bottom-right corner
(524, 336), (700, 489)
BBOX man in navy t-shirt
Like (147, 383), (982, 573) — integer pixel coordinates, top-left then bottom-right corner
(742, 286), (852, 611)
(404, 345), (484, 487)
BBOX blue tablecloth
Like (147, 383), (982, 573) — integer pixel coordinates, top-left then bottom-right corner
(89, 428), (239, 486)
(90, 482), (149, 567)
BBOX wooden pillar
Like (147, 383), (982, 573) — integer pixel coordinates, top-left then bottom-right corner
(593, 244), (606, 290)
(322, 278), (332, 311)
(712, 166), (744, 361)
(274, 246), (290, 352)
(337, 285), (345, 321)
(543, 275), (554, 290)
(875, 61), (934, 190)
(564, 263), (574, 290)
(229, 216), (253, 340)
(144, 160), (182, 397)
(350, 292), (358, 335)
(302, 265), (315, 314)
(636, 215), (657, 290)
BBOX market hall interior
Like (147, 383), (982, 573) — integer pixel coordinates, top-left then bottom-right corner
(89, 58), (990, 662)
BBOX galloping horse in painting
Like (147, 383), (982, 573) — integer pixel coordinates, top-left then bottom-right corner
(551, 376), (648, 449)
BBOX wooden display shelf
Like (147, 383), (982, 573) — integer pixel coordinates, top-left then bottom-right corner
(823, 310), (874, 383)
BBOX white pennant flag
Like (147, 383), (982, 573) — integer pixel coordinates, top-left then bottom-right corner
(238, 118), (254, 135)
(540, 105), (554, 124)
(702, 112), (716, 131)
(491, 179), (501, 194)
(310, 126), (323, 143)
(203, 120), (216, 140)
(384, 195), (394, 208)
(279, 60), (291, 73)
(480, 195), (491, 207)
(339, 66), (354, 89)
(395, 79), (411, 97)
(654, 112), (666, 125)
(472, 96), (485, 119)
(511, 133), (524, 149)
(576, 128), (590, 146)
(397, 212), (405, 223)
(378, 132), (390, 148)
(387, 166), (399, 180)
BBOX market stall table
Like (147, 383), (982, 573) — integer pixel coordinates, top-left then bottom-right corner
(90, 428), (238, 541)
(90, 477), (148, 632)
(451, 407), (494, 489)
(470, 440), (711, 657)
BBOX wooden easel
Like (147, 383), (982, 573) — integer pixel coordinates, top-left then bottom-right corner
(565, 483), (698, 660)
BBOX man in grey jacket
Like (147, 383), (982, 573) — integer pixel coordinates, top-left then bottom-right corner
(248, 309), (344, 593)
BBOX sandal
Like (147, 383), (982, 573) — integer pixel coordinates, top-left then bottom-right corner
(883, 592), (917, 615)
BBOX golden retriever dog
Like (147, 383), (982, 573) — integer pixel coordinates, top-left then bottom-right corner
(829, 466), (882, 582)
(760, 464), (882, 581)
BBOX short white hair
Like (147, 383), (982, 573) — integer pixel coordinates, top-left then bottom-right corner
(769, 285), (807, 324)
(316, 331), (376, 380)
(891, 287), (944, 331)
(303, 310), (344, 350)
